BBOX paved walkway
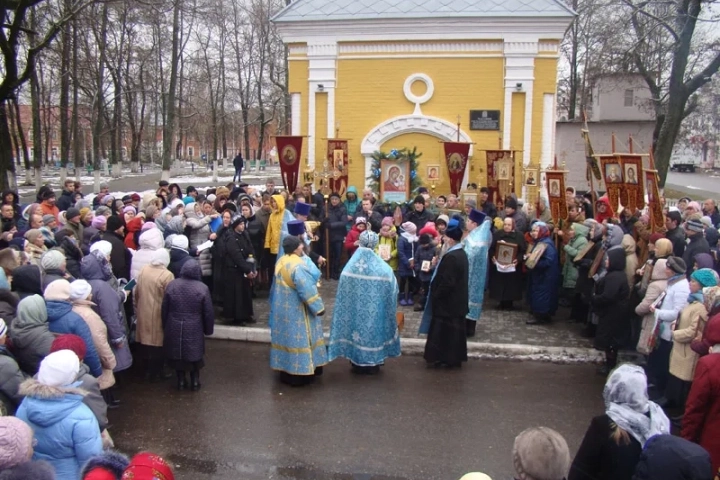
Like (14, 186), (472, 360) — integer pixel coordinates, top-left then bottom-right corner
(217, 280), (594, 350)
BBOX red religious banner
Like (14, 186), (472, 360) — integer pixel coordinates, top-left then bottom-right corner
(616, 154), (645, 211)
(485, 150), (514, 206)
(443, 142), (470, 195)
(599, 154), (621, 213)
(327, 139), (349, 197)
(275, 136), (303, 192)
(545, 170), (568, 224)
(645, 169), (663, 232)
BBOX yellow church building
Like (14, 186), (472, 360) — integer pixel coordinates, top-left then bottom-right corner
(273, 0), (574, 200)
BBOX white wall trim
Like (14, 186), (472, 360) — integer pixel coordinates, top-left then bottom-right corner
(307, 41), (338, 167)
(308, 90), (316, 168)
(503, 87), (513, 150)
(361, 114), (474, 156)
(327, 87), (336, 139)
(541, 93), (555, 170)
(289, 45), (308, 55)
(292, 54), (511, 60)
(338, 41), (503, 54)
(291, 93), (301, 136)
(523, 82), (534, 167)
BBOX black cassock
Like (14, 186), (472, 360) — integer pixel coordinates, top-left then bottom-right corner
(424, 247), (469, 366)
(488, 229), (526, 303)
(222, 230), (255, 323)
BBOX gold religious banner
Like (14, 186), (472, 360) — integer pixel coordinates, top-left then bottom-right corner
(616, 154), (645, 211)
(485, 150), (515, 206)
(646, 151), (664, 232)
(544, 170), (567, 224)
(598, 154), (622, 213)
(327, 139), (349, 197)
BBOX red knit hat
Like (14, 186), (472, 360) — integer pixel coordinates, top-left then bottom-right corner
(649, 233), (664, 245)
(418, 222), (439, 238)
(50, 334), (87, 361)
(122, 453), (174, 480)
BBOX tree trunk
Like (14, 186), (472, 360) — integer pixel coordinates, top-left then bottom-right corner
(0, 101), (17, 190)
(93, 5), (109, 172)
(162, 0), (182, 179)
(59, 0), (72, 178)
(72, 17), (82, 175)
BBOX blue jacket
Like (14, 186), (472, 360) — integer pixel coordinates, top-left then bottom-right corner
(16, 379), (103, 480)
(46, 301), (102, 377)
(527, 236), (560, 315)
(397, 233), (417, 277)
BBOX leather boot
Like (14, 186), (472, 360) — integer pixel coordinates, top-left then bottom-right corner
(176, 371), (187, 391)
(465, 319), (476, 337)
(190, 371), (201, 391)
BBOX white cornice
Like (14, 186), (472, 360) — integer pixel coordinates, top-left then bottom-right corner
(275, 18), (572, 44)
(361, 114), (474, 156)
(338, 42), (503, 54)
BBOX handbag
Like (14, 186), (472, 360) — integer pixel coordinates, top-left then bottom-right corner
(396, 312), (405, 332)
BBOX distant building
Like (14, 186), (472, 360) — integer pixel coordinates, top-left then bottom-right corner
(556, 73), (656, 191)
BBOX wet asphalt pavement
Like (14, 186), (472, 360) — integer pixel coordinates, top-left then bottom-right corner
(110, 341), (605, 480)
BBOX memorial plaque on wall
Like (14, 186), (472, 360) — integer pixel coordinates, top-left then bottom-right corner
(469, 110), (500, 131)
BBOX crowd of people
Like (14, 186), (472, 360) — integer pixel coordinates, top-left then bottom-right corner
(0, 174), (718, 479)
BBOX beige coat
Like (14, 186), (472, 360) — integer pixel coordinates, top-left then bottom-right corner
(622, 234), (639, 292)
(72, 300), (116, 389)
(669, 300), (708, 381)
(635, 260), (669, 354)
(134, 264), (174, 347)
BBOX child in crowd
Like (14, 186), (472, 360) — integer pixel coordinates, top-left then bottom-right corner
(413, 233), (436, 312)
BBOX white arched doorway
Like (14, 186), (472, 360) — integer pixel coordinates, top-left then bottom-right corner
(361, 114), (474, 189)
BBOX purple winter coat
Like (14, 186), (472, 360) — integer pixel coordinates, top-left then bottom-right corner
(162, 260), (214, 362)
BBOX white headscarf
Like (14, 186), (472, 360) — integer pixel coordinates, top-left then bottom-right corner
(603, 364), (670, 445)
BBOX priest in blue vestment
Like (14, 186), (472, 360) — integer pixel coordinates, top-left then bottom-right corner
(269, 235), (328, 386)
(463, 208), (492, 337)
(328, 230), (401, 374)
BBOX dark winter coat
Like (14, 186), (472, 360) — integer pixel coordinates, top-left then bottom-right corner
(99, 231), (131, 281)
(223, 230), (255, 321)
(397, 233), (417, 277)
(0, 289), (18, 326)
(162, 260), (214, 362)
(244, 214), (265, 265)
(592, 248), (630, 350)
(489, 229), (526, 302)
(211, 226), (231, 304)
(683, 234), (711, 278)
(0, 460), (56, 480)
(8, 295), (54, 375)
(46, 300), (103, 377)
(527, 236), (560, 315)
(326, 202), (348, 243)
(41, 269), (72, 292)
(80, 253), (132, 372)
(414, 242), (436, 282)
(11, 264), (43, 300)
(0, 345), (28, 415)
(355, 208), (383, 233)
(633, 434), (713, 480)
(82, 226), (100, 254)
(404, 207), (435, 233)
(59, 235), (83, 279)
(666, 226), (686, 258)
(569, 414), (641, 480)
(168, 247), (191, 279)
(56, 189), (74, 212)
(575, 239), (602, 300)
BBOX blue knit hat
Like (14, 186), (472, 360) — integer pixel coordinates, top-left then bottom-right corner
(692, 268), (719, 288)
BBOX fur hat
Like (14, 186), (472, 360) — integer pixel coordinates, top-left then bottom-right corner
(69, 279), (92, 301)
(37, 349), (80, 387)
(90, 240), (113, 257)
(667, 256), (687, 275)
(50, 334), (87, 361)
(106, 215), (124, 233)
(40, 249), (65, 271)
(0, 417), (34, 469)
(81, 451), (131, 480)
(171, 235), (189, 250)
(44, 279), (72, 301)
(512, 427), (570, 480)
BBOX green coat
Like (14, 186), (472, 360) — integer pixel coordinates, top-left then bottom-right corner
(562, 224), (589, 289)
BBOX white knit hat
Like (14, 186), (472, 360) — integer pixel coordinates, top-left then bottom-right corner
(69, 280), (92, 301)
(171, 235), (189, 250)
(90, 240), (113, 257)
(37, 350), (80, 387)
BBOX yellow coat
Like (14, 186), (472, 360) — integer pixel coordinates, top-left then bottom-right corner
(375, 231), (398, 271)
(669, 301), (708, 381)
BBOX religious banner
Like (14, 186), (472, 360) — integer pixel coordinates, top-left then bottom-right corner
(443, 142), (470, 195)
(617, 154), (645, 211)
(645, 169), (663, 232)
(485, 150), (515, 206)
(544, 170), (568, 224)
(599, 154), (621, 213)
(327, 139), (349, 197)
(275, 136), (303, 192)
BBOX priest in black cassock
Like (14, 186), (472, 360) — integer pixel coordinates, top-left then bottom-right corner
(421, 217), (469, 368)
